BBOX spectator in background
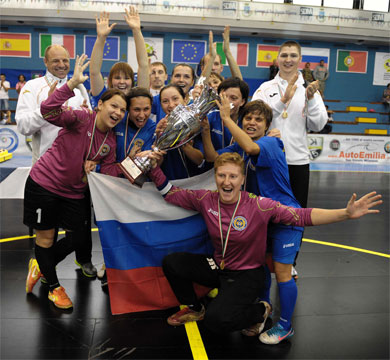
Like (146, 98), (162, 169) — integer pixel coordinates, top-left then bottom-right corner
(16, 74), (27, 96)
(382, 83), (390, 106)
(149, 61), (168, 97)
(301, 62), (314, 87)
(269, 59), (279, 80)
(0, 74), (11, 124)
(313, 59), (329, 98)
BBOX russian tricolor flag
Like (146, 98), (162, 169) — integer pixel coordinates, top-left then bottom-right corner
(88, 171), (216, 315)
(299, 47), (330, 70)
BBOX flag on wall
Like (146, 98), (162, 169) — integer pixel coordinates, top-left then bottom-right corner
(84, 35), (119, 61)
(256, 45), (279, 68)
(39, 34), (75, 59)
(299, 47), (330, 69)
(88, 171), (215, 314)
(128, 37), (164, 72)
(0, 33), (31, 57)
(216, 42), (249, 66)
(172, 39), (206, 64)
(336, 50), (368, 73)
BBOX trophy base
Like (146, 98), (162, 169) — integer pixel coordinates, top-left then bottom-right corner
(118, 157), (148, 188)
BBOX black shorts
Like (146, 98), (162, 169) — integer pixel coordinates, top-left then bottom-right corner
(23, 176), (86, 231)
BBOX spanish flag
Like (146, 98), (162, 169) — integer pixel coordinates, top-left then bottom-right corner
(257, 44), (280, 68)
(0, 33), (31, 57)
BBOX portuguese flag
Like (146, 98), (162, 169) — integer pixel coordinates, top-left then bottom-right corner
(336, 50), (367, 73)
(40, 34), (75, 58)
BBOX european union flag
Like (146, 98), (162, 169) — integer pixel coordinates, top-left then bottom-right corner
(84, 35), (119, 61)
(172, 39), (206, 64)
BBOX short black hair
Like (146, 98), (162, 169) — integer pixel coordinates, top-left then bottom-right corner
(217, 77), (249, 106)
(127, 87), (153, 108)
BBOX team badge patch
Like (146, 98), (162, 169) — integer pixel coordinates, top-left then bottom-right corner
(100, 144), (111, 156)
(134, 139), (145, 148)
(232, 216), (247, 231)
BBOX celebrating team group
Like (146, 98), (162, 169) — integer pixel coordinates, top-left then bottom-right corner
(16, 7), (382, 346)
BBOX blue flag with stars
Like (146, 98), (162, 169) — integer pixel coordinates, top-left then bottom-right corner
(84, 35), (119, 61)
(172, 39), (206, 64)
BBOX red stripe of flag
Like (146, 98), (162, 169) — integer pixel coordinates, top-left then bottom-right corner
(236, 43), (248, 66)
(0, 33), (30, 40)
(62, 35), (75, 58)
(0, 50), (30, 56)
(348, 51), (367, 73)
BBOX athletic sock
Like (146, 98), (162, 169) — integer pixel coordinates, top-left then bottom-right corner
(278, 278), (297, 331)
(35, 244), (59, 290)
(258, 264), (271, 304)
(53, 234), (75, 266)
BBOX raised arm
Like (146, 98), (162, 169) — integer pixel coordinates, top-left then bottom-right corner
(200, 116), (219, 162)
(216, 93), (259, 155)
(223, 26), (242, 80)
(124, 6), (149, 88)
(310, 192), (382, 226)
(90, 12), (116, 96)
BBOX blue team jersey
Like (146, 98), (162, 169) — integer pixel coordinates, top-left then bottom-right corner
(151, 94), (166, 124)
(207, 110), (234, 151)
(90, 86), (107, 110)
(218, 136), (301, 208)
(114, 117), (156, 162)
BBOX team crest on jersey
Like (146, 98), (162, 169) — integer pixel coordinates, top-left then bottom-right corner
(232, 216), (247, 231)
(134, 139), (145, 148)
(100, 144), (111, 156)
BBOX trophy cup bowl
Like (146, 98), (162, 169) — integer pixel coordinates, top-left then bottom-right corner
(119, 85), (220, 187)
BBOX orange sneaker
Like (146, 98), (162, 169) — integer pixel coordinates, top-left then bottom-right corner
(48, 286), (73, 309)
(26, 258), (41, 293)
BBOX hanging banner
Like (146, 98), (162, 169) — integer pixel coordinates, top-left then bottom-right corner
(373, 52), (390, 86)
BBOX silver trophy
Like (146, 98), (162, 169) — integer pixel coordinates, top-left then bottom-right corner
(119, 84), (220, 187)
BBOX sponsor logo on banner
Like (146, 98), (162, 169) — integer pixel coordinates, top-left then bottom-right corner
(308, 136), (323, 160)
(0, 128), (19, 153)
(330, 139), (340, 151)
(384, 142), (390, 154)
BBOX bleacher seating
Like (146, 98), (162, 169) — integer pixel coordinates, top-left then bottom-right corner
(324, 99), (390, 136)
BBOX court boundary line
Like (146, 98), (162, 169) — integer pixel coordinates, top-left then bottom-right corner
(1, 231), (389, 259)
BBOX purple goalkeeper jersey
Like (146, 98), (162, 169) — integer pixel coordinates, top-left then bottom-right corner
(149, 167), (313, 271)
(31, 83), (121, 199)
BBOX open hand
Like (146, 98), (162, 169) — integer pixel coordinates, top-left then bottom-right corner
(346, 191), (382, 219)
(281, 72), (298, 104)
(306, 80), (319, 100)
(125, 6), (141, 30)
(70, 54), (90, 88)
(216, 92), (232, 121)
(47, 80), (58, 97)
(96, 12), (116, 38)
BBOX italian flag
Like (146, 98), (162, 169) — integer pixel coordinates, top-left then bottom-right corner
(40, 34), (75, 58)
(216, 42), (248, 66)
(336, 50), (368, 73)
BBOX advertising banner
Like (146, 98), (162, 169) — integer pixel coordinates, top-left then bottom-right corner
(308, 134), (390, 164)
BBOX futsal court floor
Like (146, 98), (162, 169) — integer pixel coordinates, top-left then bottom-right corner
(1, 163), (389, 360)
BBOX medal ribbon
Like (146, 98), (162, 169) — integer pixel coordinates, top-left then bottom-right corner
(85, 116), (109, 161)
(124, 114), (142, 158)
(217, 192), (241, 268)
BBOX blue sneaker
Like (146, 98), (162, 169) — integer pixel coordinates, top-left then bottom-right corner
(259, 323), (294, 344)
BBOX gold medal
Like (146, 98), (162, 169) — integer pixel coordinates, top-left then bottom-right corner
(220, 260), (225, 270)
(282, 110), (288, 119)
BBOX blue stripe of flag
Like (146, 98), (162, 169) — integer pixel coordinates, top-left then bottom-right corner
(302, 55), (328, 64)
(98, 214), (213, 270)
